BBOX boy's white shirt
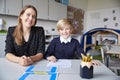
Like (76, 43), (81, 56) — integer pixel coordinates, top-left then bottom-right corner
(60, 36), (72, 44)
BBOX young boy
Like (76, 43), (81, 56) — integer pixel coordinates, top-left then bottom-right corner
(45, 18), (85, 62)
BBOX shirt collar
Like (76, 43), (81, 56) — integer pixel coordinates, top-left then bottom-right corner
(60, 36), (72, 44)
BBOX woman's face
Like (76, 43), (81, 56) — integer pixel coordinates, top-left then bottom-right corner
(20, 8), (36, 29)
(58, 24), (72, 39)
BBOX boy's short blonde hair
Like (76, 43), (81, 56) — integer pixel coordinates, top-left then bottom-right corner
(56, 18), (74, 33)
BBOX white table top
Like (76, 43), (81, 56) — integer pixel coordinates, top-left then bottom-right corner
(106, 45), (120, 54)
(0, 58), (120, 80)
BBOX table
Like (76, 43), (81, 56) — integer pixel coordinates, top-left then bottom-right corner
(106, 45), (120, 67)
(106, 45), (120, 55)
(0, 58), (120, 80)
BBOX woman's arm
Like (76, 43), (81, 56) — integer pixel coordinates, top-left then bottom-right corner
(36, 27), (45, 58)
(6, 53), (31, 66)
(5, 27), (18, 62)
(30, 53), (43, 62)
(6, 53), (43, 66)
(6, 53), (20, 63)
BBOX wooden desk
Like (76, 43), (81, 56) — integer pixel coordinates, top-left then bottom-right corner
(0, 58), (119, 80)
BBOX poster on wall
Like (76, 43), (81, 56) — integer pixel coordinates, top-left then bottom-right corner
(67, 6), (84, 34)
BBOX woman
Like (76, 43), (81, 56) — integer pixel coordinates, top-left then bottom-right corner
(5, 5), (45, 66)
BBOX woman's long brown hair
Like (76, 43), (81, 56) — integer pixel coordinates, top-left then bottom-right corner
(13, 5), (37, 45)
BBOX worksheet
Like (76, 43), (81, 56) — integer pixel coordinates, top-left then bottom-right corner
(47, 59), (72, 68)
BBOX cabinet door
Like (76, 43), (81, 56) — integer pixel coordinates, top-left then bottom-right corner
(6, 0), (22, 16)
(0, 0), (5, 14)
(23, 0), (48, 20)
(49, 0), (67, 21)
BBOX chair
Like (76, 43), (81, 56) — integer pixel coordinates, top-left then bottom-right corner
(100, 46), (120, 75)
(100, 46), (108, 64)
(87, 46), (101, 61)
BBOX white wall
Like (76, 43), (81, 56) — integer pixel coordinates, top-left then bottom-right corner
(69, 0), (88, 11)
(86, 7), (120, 31)
(87, 0), (120, 10)
(85, 0), (120, 32)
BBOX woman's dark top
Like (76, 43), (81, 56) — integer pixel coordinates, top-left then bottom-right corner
(5, 26), (45, 57)
(45, 37), (85, 59)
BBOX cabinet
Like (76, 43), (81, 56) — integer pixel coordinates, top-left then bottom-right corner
(23, 0), (67, 20)
(49, 0), (67, 21)
(0, 0), (22, 16)
(0, 0), (67, 21)
(23, 0), (49, 20)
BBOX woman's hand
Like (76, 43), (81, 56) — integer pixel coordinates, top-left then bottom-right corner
(47, 56), (57, 62)
(18, 56), (33, 66)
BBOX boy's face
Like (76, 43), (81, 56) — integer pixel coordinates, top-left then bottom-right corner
(58, 24), (72, 39)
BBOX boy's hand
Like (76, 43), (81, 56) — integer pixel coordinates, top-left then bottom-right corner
(47, 56), (57, 62)
(92, 60), (101, 66)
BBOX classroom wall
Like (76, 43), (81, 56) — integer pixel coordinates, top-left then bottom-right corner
(87, 0), (120, 10)
(84, 0), (120, 32)
(85, 7), (120, 31)
(69, 0), (88, 11)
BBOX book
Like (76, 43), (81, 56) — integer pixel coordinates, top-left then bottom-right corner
(47, 59), (71, 68)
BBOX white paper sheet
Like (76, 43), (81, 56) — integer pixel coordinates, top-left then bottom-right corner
(47, 59), (71, 68)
